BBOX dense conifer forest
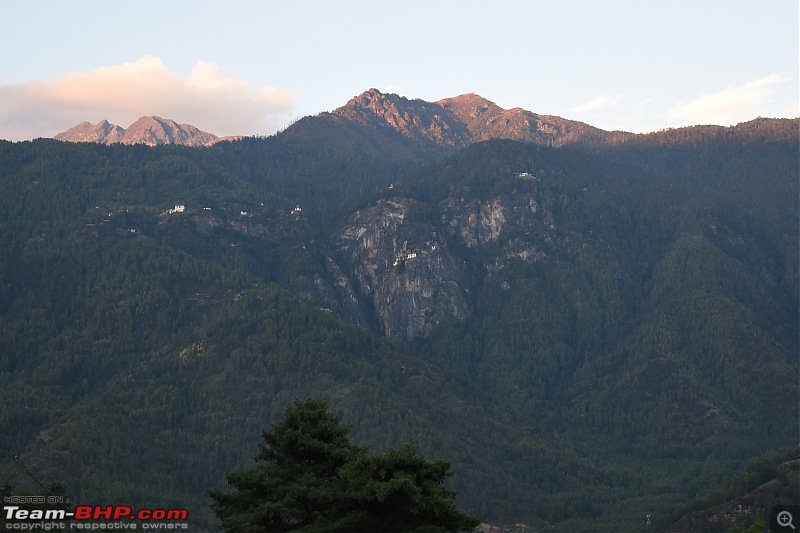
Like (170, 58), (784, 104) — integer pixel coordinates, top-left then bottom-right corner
(0, 117), (797, 531)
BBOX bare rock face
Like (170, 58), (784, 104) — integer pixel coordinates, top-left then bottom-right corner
(54, 120), (125, 144)
(284, 88), (632, 159)
(436, 93), (622, 147)
(340, 88), (602, 150)
(335, 188), (564, 340)
(444, 198), (507, 248)
(441, 193), (552, 277)
(337, 198), (472, 339)
(122, 116), (218, 147)
(335, 89), (473, 150)
(55, 116), (219, 147)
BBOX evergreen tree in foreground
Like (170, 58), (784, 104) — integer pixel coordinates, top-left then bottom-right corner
(210, 399), (480, 532)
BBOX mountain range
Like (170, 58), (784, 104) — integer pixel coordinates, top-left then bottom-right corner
(54, 89), (633, 152)
(54, 115), (237, 147)
(2, 89), (797, 532)
(281, 89), (639, 158)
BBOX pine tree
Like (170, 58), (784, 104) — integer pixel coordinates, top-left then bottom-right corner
(209, 399), (480, 533)
(210, 399), (360, 532)
(344, 442), (481, 533)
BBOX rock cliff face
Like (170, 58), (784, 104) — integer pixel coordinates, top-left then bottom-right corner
(336, 156), (597, 339)
(443, 197), (507, 248)
(337, 198), (472, 339)
(334, 182), (565, 339)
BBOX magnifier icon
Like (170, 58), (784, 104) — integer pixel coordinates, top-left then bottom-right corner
(778, 510), (796, 530)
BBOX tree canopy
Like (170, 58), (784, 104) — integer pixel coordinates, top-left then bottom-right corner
(209, 399), (480, 533)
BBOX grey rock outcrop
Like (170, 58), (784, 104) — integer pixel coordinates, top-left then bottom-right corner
(337, 198), (472, 339)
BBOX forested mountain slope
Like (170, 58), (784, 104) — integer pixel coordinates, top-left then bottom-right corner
(0, 116), (797, 531)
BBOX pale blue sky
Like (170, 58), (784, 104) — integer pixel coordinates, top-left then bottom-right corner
(1, 0), (797, 140)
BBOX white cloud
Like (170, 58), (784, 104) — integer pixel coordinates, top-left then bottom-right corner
(0, 56), (294, 141)
(568, 94), (624, 113)
(667, 74), (785, 126)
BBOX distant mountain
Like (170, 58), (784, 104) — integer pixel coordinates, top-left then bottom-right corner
(435, 92), (629, 146)
(282, 88), (633, 158)
(54, 116), (231, 147)
(54, 119), (126, 144)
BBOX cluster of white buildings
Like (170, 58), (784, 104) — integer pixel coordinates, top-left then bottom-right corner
(164, 204), (185, 215)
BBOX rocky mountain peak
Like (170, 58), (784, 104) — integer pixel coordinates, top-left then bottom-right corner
(54, 119), (125, 144)
(123, 116), (218, 147)
(54, 116), (221, 147)
(436, 93), (504, 121)
(343, 88), (395, 109)
(285, 89), (630, 158)
(337, 88), (431, 123)
(332, 88), (472, 150)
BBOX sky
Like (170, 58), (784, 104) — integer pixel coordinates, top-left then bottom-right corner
(1, 0), (797, 141)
